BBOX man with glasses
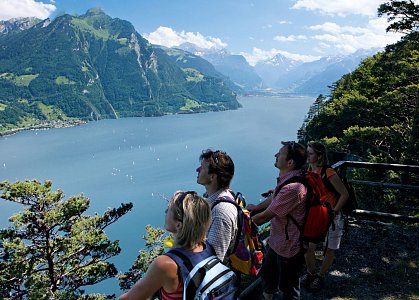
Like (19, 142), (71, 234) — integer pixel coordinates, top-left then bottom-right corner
(247, 141), (307, 300)
(196, 149), (238, 263)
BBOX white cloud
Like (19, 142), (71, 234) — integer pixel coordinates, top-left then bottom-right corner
(278, 20), (292, 25)
(292, 0), (383, 17)
(310, 22), (369, 35)
(144, 26), (227, 50)
(241, 47), (319, 66)
(309, 18), (403, 54)
(274, 35), (307, 42)
(0, 0), (56, 20)
(313, 34), (338, 42)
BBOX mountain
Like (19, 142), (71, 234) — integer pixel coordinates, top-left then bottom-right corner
(202, 52), (262, 91)
(155, 45), (243, 93)
(0, 17), (43, 34)
(274, 56), (346, 93)
(254, 54), (302, 87)
(0, 9), (239, 132)
(253, 49), (381, 94)
(290, 49), (381, 94)
(177, 43), (262, 92)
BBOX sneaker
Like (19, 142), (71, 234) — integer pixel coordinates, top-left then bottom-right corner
(309, 275), (325, 291)
(300, 272), (315, 288)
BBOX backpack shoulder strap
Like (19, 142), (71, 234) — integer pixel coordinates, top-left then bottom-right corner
(211, 196), (243, 254)
(165, 249), (195, 299)
(166, 249), (193, 272)
(166, 248), (220, 300)
(211, 195), (241, 210)
(321, 165), (339, 196)
(273, 176), (306, 197)
(281, 176), (309, 240)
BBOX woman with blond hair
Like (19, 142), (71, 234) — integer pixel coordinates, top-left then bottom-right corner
(119, 191), (235, 300)
(300, 141), (349, 291)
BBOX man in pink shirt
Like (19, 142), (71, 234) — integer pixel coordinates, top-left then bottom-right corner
(247, 141), (307, 300)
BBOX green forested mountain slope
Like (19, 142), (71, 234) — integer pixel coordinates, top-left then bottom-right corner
(155, 45), (244, 94)
(300, 31), (418, 165)
(0, 9), (239, 132)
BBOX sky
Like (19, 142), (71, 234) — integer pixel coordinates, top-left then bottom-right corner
(0, 0), (414, 65)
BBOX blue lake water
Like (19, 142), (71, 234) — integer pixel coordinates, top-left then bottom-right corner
(0, 95), (314, 294)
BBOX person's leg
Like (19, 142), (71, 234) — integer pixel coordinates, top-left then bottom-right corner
(319, 248), (335, 276)
(319, 213), (344, 275)
(311, 214), (344, 290)
(305, 242), (317, 274)
(279, 251), (305, 300)
(261, 247), (280, 300)
(301, 242), (317, 287)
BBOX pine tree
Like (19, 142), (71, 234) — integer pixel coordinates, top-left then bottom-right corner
(0, 180), (133, 299)
(118, 225), (169, 292)
(378, 0), (419, 33)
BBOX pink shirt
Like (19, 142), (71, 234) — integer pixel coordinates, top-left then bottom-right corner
(161, 280), (183, 300)
(267, 170), (306, 258)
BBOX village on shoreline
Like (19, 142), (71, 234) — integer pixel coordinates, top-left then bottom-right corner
(0, 119), (87, 137)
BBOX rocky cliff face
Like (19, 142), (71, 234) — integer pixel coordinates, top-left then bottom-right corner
(0, 17), (42, 34)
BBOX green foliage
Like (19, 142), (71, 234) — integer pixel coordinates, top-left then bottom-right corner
(38, 102), (69, 121)
(184, 68), (205, 82)
(0, 180), (133, 299)
(180, 98), (201, 111)
(378, 0), (419, 33)
(299, 29), (418, 215)
(55, 76), (76, 85)
(297, 94), (326, 140)
(71, 18), (113, 41)
(0, 72), (39, 87)
(118, 225), (170, 291)
(300, 31), (418, 165)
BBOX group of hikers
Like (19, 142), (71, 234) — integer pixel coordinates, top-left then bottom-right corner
(119, 140), (349, 300)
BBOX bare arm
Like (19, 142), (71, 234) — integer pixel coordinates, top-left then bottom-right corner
(119, 255), (178, 300)
(328, 174), (349, 213)
(246, 194), (273, 212)
(252, 207), (276, 226)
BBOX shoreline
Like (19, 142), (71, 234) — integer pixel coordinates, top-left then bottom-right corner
(0, 106), (240, 138)
(0, 95), (306, 138)
(0, 119), (87, 137)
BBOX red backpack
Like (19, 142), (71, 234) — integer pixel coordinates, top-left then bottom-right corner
(278, 173), (334, 245)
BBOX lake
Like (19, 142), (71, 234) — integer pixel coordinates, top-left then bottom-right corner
(0, 95), (314, 295)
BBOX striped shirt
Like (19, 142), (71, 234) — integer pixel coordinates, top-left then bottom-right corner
(267, 170), (306, 258)
(206, 189), (238, 262)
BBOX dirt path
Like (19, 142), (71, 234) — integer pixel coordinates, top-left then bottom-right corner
(239, 218), (418, 300)
(302, 218), (419, 299)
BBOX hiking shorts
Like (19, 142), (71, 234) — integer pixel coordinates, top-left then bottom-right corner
(327, 213), (344, 250)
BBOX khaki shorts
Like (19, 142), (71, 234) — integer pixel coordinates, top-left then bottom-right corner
(326, 213), (344, 250)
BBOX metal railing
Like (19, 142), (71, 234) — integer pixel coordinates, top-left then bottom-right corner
(333, 161), (419, 223)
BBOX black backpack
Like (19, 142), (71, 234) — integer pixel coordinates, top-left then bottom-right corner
(320, 166), (358, 215)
